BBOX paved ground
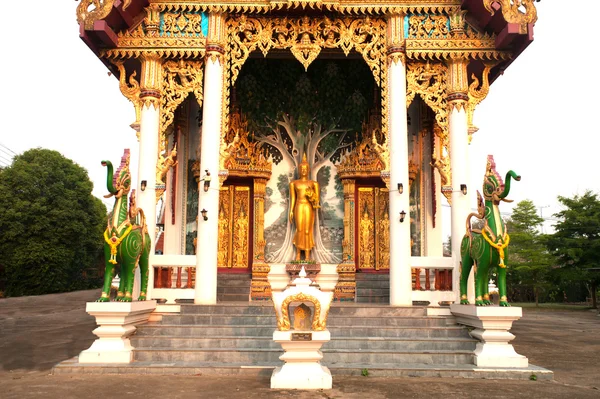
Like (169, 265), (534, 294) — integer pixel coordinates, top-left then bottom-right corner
(1, 289), (599, 399)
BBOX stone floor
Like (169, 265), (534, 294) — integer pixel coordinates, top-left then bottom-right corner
(1, 289), (599, 399)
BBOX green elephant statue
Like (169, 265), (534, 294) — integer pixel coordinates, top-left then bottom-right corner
(460, 155), (520, 307)
(98, 149), (151, 302)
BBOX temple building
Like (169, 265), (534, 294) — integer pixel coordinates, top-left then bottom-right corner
(76, 0), (538, 306)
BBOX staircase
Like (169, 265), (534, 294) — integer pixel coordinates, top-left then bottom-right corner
(53, 302), (550, 379)
(127, 303), (479, 377)
(355, 273), (390, 303)
(217, 272), (251, 302)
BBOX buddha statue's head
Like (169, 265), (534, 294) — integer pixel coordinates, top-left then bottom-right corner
(299, 152), (310, 178)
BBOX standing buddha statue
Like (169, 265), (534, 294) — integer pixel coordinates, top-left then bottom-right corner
(289, 153), (320, 261)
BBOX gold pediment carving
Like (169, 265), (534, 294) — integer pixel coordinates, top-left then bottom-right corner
(337, 110), (387, 180)
(221, 108), (272, 180)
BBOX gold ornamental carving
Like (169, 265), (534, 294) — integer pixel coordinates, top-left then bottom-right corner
(337, 117), (387, 180)
(112, 61), (141, 128)
(101, 6), (207, 60)
(160, 60), (204, 153)
(218, 185), (251, 268)
(77, 0), (132, 30)
(151, 1), (464, 16)
(483, 0), (538, 34)
(226, 15), (386, 87)
(357, 187), (389, 271)
(405, 11), (511, 61)
(220, 110), (272, 179)
(467, 63), (495, 140)
(277, 292), (328, 331)
(406, 61), (451, 200)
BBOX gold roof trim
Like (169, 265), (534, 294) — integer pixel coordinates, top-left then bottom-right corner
(152, 0), (462, 15)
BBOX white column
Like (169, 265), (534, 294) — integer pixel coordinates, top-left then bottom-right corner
(388, 52), (412, 306)
(448, 89), (473, 303)
(194, 50), (224, 305)
(136, 97), (160, 299)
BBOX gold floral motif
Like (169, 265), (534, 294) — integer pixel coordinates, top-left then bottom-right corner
(405, 16), (511, 61)
(337, 120), (387, 180)
(483, 0), (538, 34)
(220, 110), (272, 178)
(406, 62), (452, 201)
(101, 7), (206, 59)
(232, 187), (250, 267)
(278, 292), (328, 331)
(377, 191), (390, 270)
(408, 13), (449, 39)
(226, 15), (386, 87)
(217, 189), (231, 268)
(160, 60), (204, 154)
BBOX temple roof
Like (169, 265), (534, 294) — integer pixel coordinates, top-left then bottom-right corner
(77, 0), (537, 83)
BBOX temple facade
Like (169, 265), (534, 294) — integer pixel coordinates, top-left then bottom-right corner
(77, 0), (537, 306)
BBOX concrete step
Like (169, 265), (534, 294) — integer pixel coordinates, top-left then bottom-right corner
(179, 303), (427, 317)
(132, 347), (474, 365)
(217, 294), (250, 302)
(135, 324), (470, 339)
(355, 273), (390, 280)
(354, 288), (390, 296)
(131, 336), (477, 351)
(356, 296), (389, 303)
(53, 358), (553, 380)
(159, 314), (448, 327)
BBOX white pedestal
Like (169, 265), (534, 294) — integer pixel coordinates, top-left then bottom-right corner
(79, 300), (156, 364)
(450, 305), (528, 368)
(271, 330), (332, 389)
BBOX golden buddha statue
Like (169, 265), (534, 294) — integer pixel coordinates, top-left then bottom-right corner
(289, 153), (320, 261)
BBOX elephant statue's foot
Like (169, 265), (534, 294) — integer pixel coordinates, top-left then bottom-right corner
(460, 299), (470, 305)
(122, 293), (133, 303)
(499, 301), (510, 307)
(475, 300), (485, 306)
(96, 296), (110, 302)
(138, 295), (146, 301)
(483, 300), (492, 306)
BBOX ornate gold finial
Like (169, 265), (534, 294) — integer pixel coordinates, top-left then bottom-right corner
(301, 151), (308, 165)
(483, 0), (538, 34)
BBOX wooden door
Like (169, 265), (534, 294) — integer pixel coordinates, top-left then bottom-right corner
(217, 185), (251, 269)
(356, 187), (389, 271)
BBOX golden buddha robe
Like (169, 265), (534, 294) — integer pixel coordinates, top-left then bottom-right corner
(289, 179), (319, 251)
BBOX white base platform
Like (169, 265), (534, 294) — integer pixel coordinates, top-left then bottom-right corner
(271, 330), (332, 389)
(79, 300), (156, 364)
(450, 304), (528, 368)
(271, 363), (332, 389)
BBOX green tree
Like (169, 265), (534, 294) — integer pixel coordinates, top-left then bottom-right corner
(547, 191), (600, 308)
(507, 200), (552, 306)
(0, 149), (106, 296)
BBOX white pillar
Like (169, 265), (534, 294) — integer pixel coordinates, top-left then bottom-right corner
(135, 54), (162, 300)
(387, 50), (412, 306)
(136, 96), (160, 300)
(194, 48), (224, 305)
(447, 59), (473, 303)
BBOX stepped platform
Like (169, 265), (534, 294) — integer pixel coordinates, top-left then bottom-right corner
(53, 302), (553, 380)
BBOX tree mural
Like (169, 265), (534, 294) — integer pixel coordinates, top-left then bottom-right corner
(236, 58), (374, 262)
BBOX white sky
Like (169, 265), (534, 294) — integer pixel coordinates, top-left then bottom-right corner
(1, 1), (599, 234)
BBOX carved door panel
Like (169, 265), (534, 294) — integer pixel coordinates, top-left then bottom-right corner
(218, 185), (251, 269)
(357, 187), (389, 271)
